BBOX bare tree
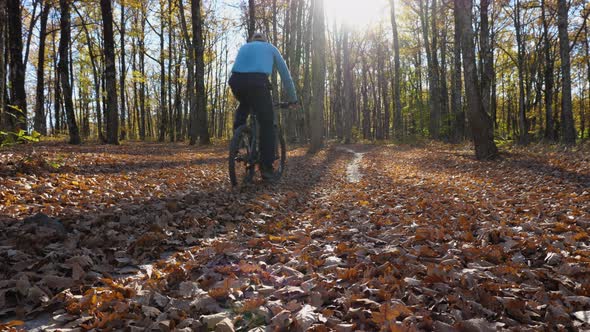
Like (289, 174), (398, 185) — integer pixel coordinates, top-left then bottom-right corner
(74, 3), (105, 141)
(342, 26), (353, 144)
(179, 0), (197, 144)
(451, 0), (464, 142)
(479, 0), (493, 120)
(378, 38), (390, 139)
(309, 0), (325, 153)
(34, 0), (51, 135)
(191, 0), (209, 145)
(418, 0), (441, 139)
(248, 0), (255, 37)
(514, 0), (528, 145)
(389, 0), (403, 139)
(138, 2), (147, 140)
(0, 0), (6, 130)
(541, 0), (555, 141)
(101, 0), (119, 144)
(557, 0), (576, 144)
(455, 0), (498, 159)
(120, 0), (127, 140)
(58, 0), (81, 144)
(7, 0), (27, 132)
(584, 18), (590, 139)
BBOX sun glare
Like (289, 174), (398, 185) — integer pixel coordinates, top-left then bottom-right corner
(324, 0), (390, 30)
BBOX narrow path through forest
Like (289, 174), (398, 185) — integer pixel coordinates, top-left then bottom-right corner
(1, 142), (590, 331)
(336, 147), (366, 183)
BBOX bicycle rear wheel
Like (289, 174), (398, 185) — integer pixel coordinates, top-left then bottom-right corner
(229, 125), (255, 186)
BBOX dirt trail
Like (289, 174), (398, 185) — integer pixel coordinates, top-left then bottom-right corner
(337, 146), (365, 183)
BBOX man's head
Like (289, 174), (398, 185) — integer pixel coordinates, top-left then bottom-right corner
(249, 32), (268, 43)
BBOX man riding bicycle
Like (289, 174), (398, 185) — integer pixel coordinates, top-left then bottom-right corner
(229, 32), (298, 181)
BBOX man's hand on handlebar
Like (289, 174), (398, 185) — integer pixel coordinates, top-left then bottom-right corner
(275, 101), (300, 110)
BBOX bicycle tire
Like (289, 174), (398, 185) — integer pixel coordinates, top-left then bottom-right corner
(271, 125), (287, 179)
(229, 125), (255, 186)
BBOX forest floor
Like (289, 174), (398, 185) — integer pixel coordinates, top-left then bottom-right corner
(1, 141), (590, 331)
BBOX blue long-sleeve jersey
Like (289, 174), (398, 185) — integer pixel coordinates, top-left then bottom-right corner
(231, 41), (298, 102)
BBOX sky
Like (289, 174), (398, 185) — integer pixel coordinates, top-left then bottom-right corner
(324, 0), (390, 30)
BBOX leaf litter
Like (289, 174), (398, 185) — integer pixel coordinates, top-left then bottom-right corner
(0, 142), (589, 331)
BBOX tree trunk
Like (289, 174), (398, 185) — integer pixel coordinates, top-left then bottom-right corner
(557, 0), (576, 144)
(0, 0), (6, 131)
(283, 0), (298, 143)
(120, 0), (126, 140)
(74, 4), (104, 141)
(7, 0), (27, 132)
(58, 0), (81, 144)
(23, 0), (39, 71)
(451, 8), (464, 142)
(342, 27), (353, 144)
(301, 2), (313, 142)
(179, 0), (196, 145)
(34, 1), (51, 135)
(174, 55), (182, 142)
(158, 2), (167, 142)
(131, 31), (138, 139)
(430, 0), (441, 138)
(389, 0), (403, 139)
(514, 0), (528, 145)
(541, 0), (555, 141)
(378, 40), (390, 139)
(369, 69), (380, 139)
(420, 0), (440, 139)
(362, 60), (371, 139)
(415, 36), (425, 134)
(52, 30), (62, 133)
(440, 24), (450, 135)
(101, 0), (119, 144)
(334, 24), (343, 139)
(167, 0), (174, 142)
(139, 2), (146, 139)
(192, 0), (209, 145)
(584, 21), (590, 139)
(309, 0), (325, 153)
(271, 0), (279, 106)
(456, 0), (498, 160)
(248, 0), (255, 38)
(479, 0), (493, 119)
(293, 0), (304, 140)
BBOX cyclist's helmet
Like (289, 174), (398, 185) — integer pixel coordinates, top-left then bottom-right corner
(249, 32), (268, 42)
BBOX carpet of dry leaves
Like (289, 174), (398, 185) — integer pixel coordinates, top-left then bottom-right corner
(1, 142), (589, 331)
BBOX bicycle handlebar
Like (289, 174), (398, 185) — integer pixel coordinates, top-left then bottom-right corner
(274, 101), (298, 109)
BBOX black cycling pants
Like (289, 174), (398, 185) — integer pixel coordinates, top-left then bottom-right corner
(229, 72), (275, 169)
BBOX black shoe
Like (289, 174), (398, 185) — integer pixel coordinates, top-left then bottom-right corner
(261, 166), (278, 182)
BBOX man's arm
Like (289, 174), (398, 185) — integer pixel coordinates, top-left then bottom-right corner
(272, 46), (298, 103)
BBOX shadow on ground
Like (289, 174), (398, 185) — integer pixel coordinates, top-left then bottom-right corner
(0, 143), (351, 326)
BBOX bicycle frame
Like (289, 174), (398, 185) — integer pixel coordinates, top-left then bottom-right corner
(246, 110), (282, 169)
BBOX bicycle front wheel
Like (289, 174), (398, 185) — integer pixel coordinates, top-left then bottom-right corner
(229, 125), (255, 186)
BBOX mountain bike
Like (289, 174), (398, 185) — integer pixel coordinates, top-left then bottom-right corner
(228, 102), (292, 186)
